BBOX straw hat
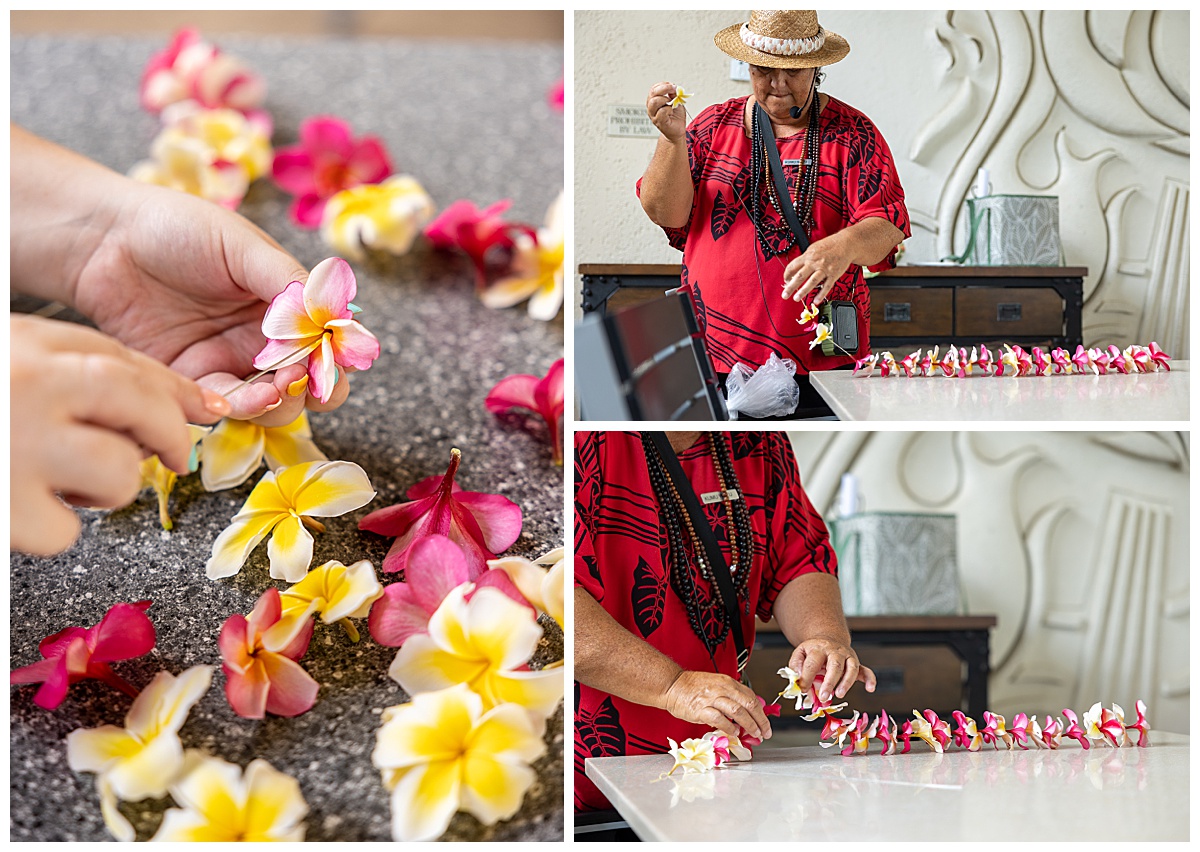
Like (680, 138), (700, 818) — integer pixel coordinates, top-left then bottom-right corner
(714, 11), (849, 69)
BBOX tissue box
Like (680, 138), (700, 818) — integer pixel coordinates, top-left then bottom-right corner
(829, 512), (962, 616)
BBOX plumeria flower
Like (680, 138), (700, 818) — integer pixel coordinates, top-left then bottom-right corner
(1071, 344), (1093, 375)
(918, 345), (938, 377)
(951, 711), (982, 752)
(252, 257), (381, 403)
(200, 411), (327, 492)
(152, 751), (307, 841)
(1126, 345), (1151, 373)
(1088, 347), (1110, 375)
(548, 76), (564, 111)
(819, 711), (860, 754)
(808, 323), (832, 350)
(140, 28), (266, 116)
(1050, 347), (1073, 374)
(1147, 342), (1171, 371)
(321, 175), (436, 260)
(798, 677), (848, 721)
(797, 301), (820, 330)
(1041, 715), (1065, 749)
(1009, 712), (1040, 750)
(373, 683), (546, 841)
(701, 731), (732, 766)
(481, 192), (564, 320)
(875, 709), (897, 755)
(939, 347), (958, 377)
(1126, 700), (1150, 747)
(66, 666), (212, 842)
(206, 459), (376, 582)
(160, 102), (272, 179)
(669, 85), (692, 108)
(485, 358), (565, 465)
(738, 697), (781, 749)
(1106, 345), (1132, 374)
(138, 424), (208, 530)
(129, 129), (251, 209)
(981, 711), (1014, 750)
(1031, 346), (1052, 376)
(667, 736), (717, 775)
(424, 198), (530, 288)
(359, 447), (522, 577)
(845, 712), (874, 755)
(1062, 708), (1090, 749)
(278, 559), (384, 642)
(900, 350), (921, 378)
(852, 353), (877, 376)
(1082, 701), (1128, 748)
(911, 709), (951, 752)
(387, 586), (563, 720)
(272, 115), (393, 227)
(976, 343), (993, 374)
(11, 601), (155, 710)
(489, 546), (566, 628)
(895, 718), (913, 754)
(878, 351), (897, 377)
(368, 535), (532, 648)
(964, 346), (978, 376)
(218, 588), (318, 719)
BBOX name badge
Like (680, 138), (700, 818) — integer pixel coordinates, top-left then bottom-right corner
(783, 158), (803, 166)
(700, 489), (740, 504)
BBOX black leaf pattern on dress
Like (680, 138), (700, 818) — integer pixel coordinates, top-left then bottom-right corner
(710, 191), (737, 242)
(631, 556), (667, 638)
(731, 432), (759, 460)
(694, 581), (727, 651)
(576, 695), (626, 758)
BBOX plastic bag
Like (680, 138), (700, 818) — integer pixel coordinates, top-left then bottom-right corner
(724, 353), (799, 420)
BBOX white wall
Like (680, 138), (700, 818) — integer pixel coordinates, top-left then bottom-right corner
(575, 10), (1190, 355)
(788, 430), (1190, 735)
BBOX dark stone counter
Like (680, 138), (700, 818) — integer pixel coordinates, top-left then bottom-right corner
(10, 32), (564, 842)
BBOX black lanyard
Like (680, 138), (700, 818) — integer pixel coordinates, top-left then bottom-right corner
(755, 102), (810, 253)
(645, 432), (751, 685)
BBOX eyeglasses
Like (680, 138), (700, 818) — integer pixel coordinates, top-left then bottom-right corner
(748, 65), (813, 78)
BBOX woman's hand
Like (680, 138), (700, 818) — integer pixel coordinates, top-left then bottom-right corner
(662, 670), (772, 741)
(11, 315), (231, 556)
(781, 233), (854, 305)
(646, 82), (688, 143)
(788, 636), (877, 702)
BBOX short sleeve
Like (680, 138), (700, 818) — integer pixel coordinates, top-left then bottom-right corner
(634, 105), (718, 252)
(841, 114), (911, 272)
(573, 431), (604, 600)
(757, 433), (837, 619)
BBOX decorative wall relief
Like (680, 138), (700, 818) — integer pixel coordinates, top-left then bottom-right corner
(916, 10), (1189, 355)
(791, 431), (1190, 735)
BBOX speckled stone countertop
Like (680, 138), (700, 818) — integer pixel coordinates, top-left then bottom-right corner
(10, 33), (564, 842)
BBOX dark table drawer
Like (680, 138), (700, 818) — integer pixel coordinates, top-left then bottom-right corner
(869, 288), (953, 337)
(955, 287), (1064, 337)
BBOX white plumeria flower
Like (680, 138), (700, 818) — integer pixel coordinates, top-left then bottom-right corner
(321, 175), (435, 260)
(200, 411), (327, 492)
(808, 323), (832, 350)
(206, 460), (376, 582)
(488, 546), (565, 628)
(667, 737), (717, 775)
(373, 683), (546, 842)
(481, 192), (564, 321)
(387, 585), (563, 721)
(669, 85), (691, 108)
(66, 666), (213, 841)
(151, 751), (307, 841)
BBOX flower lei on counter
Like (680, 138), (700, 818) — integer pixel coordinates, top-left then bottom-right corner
(850, 342), (1172, 378)
(12, 25), (566, 840)
(664, 666), (1150, 775)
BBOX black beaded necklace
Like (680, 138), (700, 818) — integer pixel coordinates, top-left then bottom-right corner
(641, 433), (755, 657)
(749, 84), (821, 258)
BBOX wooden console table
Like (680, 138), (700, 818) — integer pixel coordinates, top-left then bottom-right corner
(580, 263), (681, 316)
(750, 615), (997, 724)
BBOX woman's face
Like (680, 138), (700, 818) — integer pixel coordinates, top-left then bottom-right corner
(750, 64), (817, 123)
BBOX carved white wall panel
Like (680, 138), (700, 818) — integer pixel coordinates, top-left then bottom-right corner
(789, 431), (1190, 735)
(576, 11), (1189, 353)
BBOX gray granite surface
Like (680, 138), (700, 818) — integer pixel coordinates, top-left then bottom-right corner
(10, 33), (564, 842)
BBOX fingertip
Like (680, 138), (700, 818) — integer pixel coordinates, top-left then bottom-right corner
(200, 388), (232, 419)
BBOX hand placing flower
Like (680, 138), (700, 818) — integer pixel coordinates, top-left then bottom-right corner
(218, 588), (317, 719)
(200, 411), (327, 492)
(486, 359), (565, 464)
(252, 257), (381, 404)
(206, 459), (376, 582)
(372, 683), (546, 842)
(11, 601), (155, 710)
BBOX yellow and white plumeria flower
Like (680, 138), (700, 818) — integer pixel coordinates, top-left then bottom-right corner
(138, 424), (210, 530)
(666, 736), (717, 775)
(808, 323), (831, 350)
(481, 192), (564, 321)
(321, 175), (435, 260)
(669, 86), (691, 108)
(159, 103), (273, 180)
(151, 751), (308, 841)
(279, 558), (383, 641)
(488, 546), (565, 629)
(387, 585), (563, 721)
(200, 411), (327, 492)
(66, 666), (212, 841)
(373, 683), (546, 842)
(206, 460), (376, 582)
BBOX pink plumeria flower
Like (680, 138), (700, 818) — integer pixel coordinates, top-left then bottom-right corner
(1032, 347), (1051, 376)
(1105, 345), (1130, 374)
(1083, 701), (1128, 748)
(11, 602), (155, 710)
(798, 676), (848, 721)
(846, 712), (874, 756)
(1062, 708), (1090, 749)
(739, 697), (781, 749)
(1041, 715), (1065, 749)
(272, 116), (393, 228)
(878, 352), (897, 377)
(367, 535), (532, 648)
(976, 344), (993, 374)
(140, 28), (266, 117)
(939, 348), (957, 377)
(1050, 347), (1073, 374)
(981, 711), (1014, 750)
(485, 359), (565, 465)
(1126, 345), (1151, 373)
(1088, 347), (1110, 375)
(853, 353), (878, 376)
(819, 712), (858, 753)
(962, 346), (977, 377)
(1009, 712), (1039, 750)
(918, 345), (938, 377)
(1071, 344), (1093, 375)
(701, 731), (732, 766)
(952, 710), (982, 752)
(253, 257), (380, 404)
(1147, 342), (1171, 371)
(875, 709), (897, 755)
(359, 448), (522, 577)
(896, 719), (913, 754)
(900, 350), (920, 378)
(424, 199), (529, 288)
(219, 588), (317, 719)
(911, 709), (951, 752)
(1126, 699), (1150, 747)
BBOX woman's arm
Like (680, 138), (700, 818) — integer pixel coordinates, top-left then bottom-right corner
(575, 587), (771, 740)
(773, 571), (876, 702)
(638, 82), (694, 229)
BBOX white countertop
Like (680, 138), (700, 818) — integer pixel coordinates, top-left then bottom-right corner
(585, 731), (1189, 841)
(810, 362), (1189, 421)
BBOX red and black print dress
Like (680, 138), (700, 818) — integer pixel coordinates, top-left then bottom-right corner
(573, 431), (838, 812)
(637, 94), (910, 375)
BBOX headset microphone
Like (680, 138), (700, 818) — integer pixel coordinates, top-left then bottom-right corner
(789, 106), (803, 119)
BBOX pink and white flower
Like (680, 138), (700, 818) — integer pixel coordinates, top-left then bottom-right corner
(485, 359), (565, 465)
(952, 710), (982, 752)
(1126, 700), (1150, 747)
(219, 589), (318, 719)
(140, 29), (266, 117)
